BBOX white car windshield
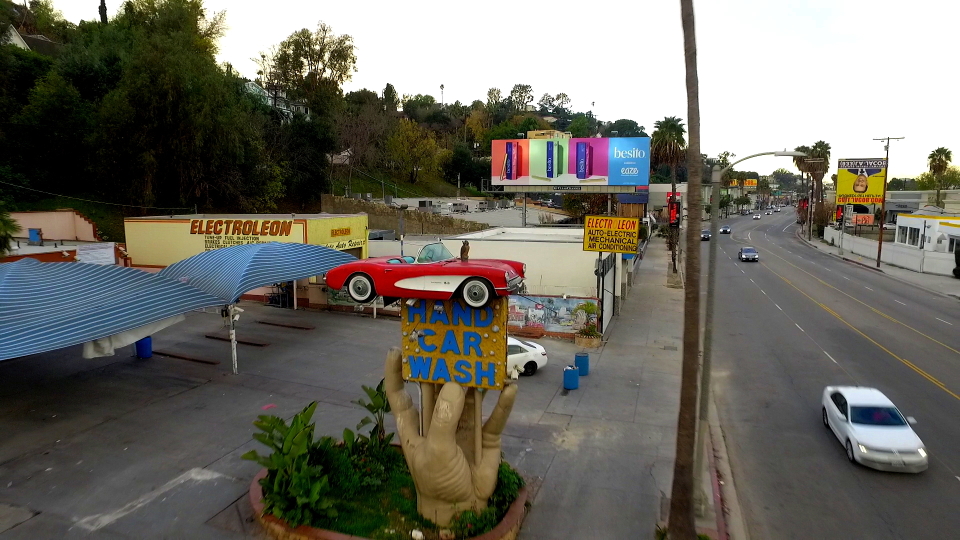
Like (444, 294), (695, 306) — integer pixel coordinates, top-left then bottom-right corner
(416, 242), (455, 263)
(850, 406), (907, 426)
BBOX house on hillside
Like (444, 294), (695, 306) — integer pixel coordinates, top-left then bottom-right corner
(4, 24), (63, 57)
(243, 82), (311, 122)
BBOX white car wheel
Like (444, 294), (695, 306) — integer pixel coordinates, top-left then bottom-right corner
(845, 440), (856, 463)
(461, 278), (492, 308)
(347, 273), (376, 304)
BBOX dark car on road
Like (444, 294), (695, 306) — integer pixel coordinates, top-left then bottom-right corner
(738, 247), (759, 262)
(701, 229), (711, 240)
(720, 225), (732, 234)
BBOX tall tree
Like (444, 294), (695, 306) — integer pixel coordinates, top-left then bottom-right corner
(567, 115), (591, 138)
(651, 115), (686, 272)
(382, 82), (399, 113)
(808, 140), (831, 234)
(928, 147), (953, 208)
(386, 118), (438, 183)
(601, 119), (647, 137)
(537, 93), (554, 114)
(507, 83), (533, 114)
(668, 0), (703, 536)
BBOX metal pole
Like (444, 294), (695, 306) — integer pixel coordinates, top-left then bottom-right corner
(228, 305), (238, 375)
(874, 137), (904, 268)
(608, 194), (613, 216)
(522, 192), (527, 227)
(693, 165), (722, 511)
(807, 175), (814, 241)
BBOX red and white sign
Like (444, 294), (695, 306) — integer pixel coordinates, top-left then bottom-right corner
(666, 192), (683, 203)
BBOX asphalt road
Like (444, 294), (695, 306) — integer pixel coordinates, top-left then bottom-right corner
(701, 210), (960, 540)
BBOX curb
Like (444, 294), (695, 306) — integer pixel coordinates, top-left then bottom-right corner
(793, 230), (960, 301)
(708, 397), (749, 540)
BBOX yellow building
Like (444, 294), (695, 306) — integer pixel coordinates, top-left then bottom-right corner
(124, 213), (369, 306)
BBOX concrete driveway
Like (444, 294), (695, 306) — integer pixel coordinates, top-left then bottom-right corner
(0, 302), (583, 539)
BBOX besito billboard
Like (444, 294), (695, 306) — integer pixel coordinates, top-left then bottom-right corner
(491, 137), (651, 188)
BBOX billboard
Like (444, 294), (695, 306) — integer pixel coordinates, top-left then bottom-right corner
(491, 137), (650, 193)
(583, 216), (640, 254)
(836, 158), (887, 205)
(853, 214), (875, 225)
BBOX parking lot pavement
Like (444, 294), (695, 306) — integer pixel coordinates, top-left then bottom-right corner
(0, 257), (683, 539)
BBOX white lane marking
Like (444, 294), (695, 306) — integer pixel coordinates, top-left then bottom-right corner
(895, 300), (906, 305)
(842, 276), (850, 280)
(740, 268), (745, 273)
(936, 318), (954, 326)
(796, 323), (804, 332)
(775, 304), (783, 310)
(761, 290), (767, 295)
(782, 224), (792, 232)
(823, 268), (831, 272)
(750, 279), (755, 283)
(748, 232), (752, 241)
(864, 286), (874, 291)
(825, 352), (838, 364)
(75, 468), (229, 531)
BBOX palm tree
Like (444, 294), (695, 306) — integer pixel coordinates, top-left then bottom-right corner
(651, 116), (686, 273)
(928, 147), (953, 208)
(668, 1), (702, 537)
(0, 207), (21, 256)
(807, 141), (831, 236)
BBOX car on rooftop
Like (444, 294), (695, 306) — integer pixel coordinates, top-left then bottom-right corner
(822, 386), (927, 473)
(323, 242), (525, 307)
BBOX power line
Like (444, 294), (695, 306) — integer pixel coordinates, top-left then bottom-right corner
(0, 179), (194, 211)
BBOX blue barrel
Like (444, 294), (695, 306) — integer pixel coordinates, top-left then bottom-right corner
(575, 352), (590, 376)
(563, 366), (579, 390)
(135, 336), (152, 359)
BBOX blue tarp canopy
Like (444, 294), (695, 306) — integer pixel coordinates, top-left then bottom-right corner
(0, 259), (226, 362)
(158, 242), (357, 304)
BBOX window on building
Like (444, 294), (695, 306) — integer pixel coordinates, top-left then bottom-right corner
(898, 226), (907, 243)
(908, 227), (920, 246)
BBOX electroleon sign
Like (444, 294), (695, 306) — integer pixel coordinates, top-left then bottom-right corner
(582, 216), (640, 254)
(401, 298), (508, 390)
(189, 219), (294, 251)
(491, 137), (651, 193)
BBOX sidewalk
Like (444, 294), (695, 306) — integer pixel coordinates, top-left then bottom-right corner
(795, 231), (960, 299)
(516, 238), (739, 539)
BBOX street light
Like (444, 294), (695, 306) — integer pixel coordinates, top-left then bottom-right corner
(693, 149), (807, 513)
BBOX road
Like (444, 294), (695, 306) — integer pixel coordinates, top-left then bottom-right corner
(702, 210), (960, 540)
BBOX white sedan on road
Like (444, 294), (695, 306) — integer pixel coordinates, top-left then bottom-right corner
(508, 337), (548, 376)
(822, 386), (928, 473)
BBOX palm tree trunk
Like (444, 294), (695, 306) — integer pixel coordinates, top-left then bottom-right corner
(668, 0), (702, 537)
(936, 176), (942, 208)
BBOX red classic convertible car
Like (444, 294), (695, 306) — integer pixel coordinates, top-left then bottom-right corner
(323, 242), (525, 307)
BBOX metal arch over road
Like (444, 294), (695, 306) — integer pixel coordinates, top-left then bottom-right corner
(702, 209), (960, 540)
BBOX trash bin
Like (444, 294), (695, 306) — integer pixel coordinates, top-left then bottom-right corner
(575, 352), (590, 376)
(135, 336), (152, 359)
(563, 365), (580, 390)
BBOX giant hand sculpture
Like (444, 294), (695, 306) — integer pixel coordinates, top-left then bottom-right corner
(384, 347), (517, 526)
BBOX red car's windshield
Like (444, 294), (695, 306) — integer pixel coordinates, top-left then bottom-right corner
(416, 243), (455, 263)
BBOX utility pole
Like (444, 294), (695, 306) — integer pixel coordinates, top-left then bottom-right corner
(873, 137), (904, 268)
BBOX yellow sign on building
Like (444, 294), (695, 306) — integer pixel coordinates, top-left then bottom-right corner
(583, 215), (640, 254)
(401, 298), (508, 390)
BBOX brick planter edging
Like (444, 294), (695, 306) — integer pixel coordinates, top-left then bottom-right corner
(250, 469), (529, 540)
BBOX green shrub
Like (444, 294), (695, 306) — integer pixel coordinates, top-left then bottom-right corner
(576, 323), (601, 338)
(449, 462), (525, 538)
(242, 402), (337, 527)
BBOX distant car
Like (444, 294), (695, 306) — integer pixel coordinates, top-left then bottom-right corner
(701, 229), (711, 240)
(719, 225), (732, 234)
(323, 242), (525, 307)
(738, 247), (759, 261)
(508, 337), (548, 376)
(774, 208), (781, 213)
(753, 214), (761, 220)
(822, 386), (928, 473)
(765, 210), (773, 215)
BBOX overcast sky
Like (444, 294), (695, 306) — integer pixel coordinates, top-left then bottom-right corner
(54, 0), (957, 178)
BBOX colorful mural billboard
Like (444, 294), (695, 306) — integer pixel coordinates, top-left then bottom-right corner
(836, 158), (887, 205)
(491, 137), (650, 188)
(507, 295), (599, 337)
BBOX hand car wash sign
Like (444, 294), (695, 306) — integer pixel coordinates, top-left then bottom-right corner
(401, 298), (508, 390)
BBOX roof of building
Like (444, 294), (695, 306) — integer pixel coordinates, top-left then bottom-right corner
(126, 213), (364, 221)
(454, 227), (583, 243)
